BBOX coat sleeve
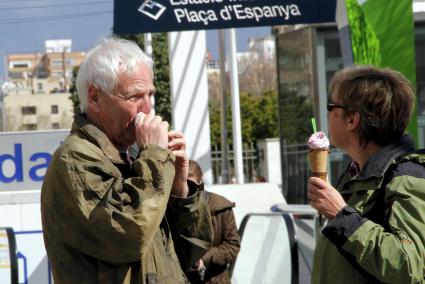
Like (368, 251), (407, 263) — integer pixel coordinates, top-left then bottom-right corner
(201, 208), (241, 267)
(322, 174), (425, 284)
(167, 186), (214, 242)
(42, 142), (175, 264)
(165, 185), (214, 272)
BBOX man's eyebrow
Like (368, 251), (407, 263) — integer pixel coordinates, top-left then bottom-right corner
(122, 87), (155, 97)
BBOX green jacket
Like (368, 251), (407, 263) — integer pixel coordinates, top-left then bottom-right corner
(41, 114), (210, 284)
(312, 135), (425, 284)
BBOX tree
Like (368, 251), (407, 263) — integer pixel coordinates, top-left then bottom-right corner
(239, 90), (279, 143)
(237, 53), (277, 95)
(207, 70), (221, 102)
(279, 87), (313, 145)
(208, 97), (223, 146)
(151, 33), (171, 123)
(209, 90), (279, 146)
(69, 66), (80, 114)
(250, 90), (279, 140)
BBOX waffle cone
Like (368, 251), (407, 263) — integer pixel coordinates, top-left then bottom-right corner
(309, 149), (328, 181)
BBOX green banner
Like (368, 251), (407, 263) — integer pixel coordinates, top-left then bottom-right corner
(345, 0), (418, 143)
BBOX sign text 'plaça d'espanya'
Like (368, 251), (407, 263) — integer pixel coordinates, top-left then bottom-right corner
(170, 0), (302, 26)
(115, 0), (336, 34)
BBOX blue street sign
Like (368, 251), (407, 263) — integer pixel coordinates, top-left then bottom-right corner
(114, 0), (337, 34)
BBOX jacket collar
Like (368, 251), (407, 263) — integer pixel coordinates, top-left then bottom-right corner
(356, 134), (416, 180)
(71, 113), (126, 164)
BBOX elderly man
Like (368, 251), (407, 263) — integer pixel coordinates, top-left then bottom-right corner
(41, 37), (210, 283)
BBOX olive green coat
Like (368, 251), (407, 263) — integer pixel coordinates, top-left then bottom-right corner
(312, 136), (425, 284)
(41, 114), (209, 284)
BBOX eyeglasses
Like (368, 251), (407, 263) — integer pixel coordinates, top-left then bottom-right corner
(327, 98), (348, 112)
(326, 103), (348, 112)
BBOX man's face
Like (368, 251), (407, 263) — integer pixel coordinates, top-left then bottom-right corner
(95, 64), (155, 148)
(327, 94), (351, 150)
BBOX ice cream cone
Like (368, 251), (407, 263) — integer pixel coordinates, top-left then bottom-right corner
(309, 149), (328, 181)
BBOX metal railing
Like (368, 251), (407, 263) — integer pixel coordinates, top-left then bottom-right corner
(211, 142), (348, 204)
(281, 143), (310, 204)
(211, 143), (258, 184)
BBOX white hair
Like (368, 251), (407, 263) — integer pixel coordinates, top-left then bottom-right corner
(76, 37), (153, 112)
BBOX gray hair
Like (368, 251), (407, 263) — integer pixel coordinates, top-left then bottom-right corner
(76, 37), (153, 112)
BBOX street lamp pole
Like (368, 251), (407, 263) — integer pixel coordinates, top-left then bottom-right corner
(218, 29), (229, 184)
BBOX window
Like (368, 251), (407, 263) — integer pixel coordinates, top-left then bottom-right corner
(37, 83), (43, 91)
(52, 123), (60, 129)
(25, 124), (37, 130)
(51, 72), (63, 78)
(21, 106), (36, 115)
(51, 60), (63, 67)
(14, 63), (29, 68)
(10, 60), (32, 69)
(51, 105), (59, 114)
(8, 72), (24, 79)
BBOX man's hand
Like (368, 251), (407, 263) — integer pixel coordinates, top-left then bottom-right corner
(196, 259), (206, 281)
(307, 177), (347, 219)
(168, 130), (189, 197)
(135, 113), (169, 149)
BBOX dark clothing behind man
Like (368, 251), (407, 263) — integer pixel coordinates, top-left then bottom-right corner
(168, 180), (240, 284)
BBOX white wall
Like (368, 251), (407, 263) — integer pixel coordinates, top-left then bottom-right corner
(0, 191), (48, 284)
(257, 138), (282, 185)
(0, 191), (41, 231)
(168, 30), (213, 185)
(207, 182), (286, 228)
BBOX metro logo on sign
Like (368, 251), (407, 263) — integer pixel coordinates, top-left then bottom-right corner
(138, 0), (167, 20)
(114, 0), (337, 34)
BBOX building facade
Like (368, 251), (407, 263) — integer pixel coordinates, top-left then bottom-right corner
(2, 91), (73, 131)
(1, 40), (84, 131)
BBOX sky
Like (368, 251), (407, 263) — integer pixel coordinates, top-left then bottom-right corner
(0, 0), (271, 81)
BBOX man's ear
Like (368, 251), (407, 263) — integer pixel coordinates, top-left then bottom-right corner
(87, 85), (101, 112)
(347, 111), (360, 131)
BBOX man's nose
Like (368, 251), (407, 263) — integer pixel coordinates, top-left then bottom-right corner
(138, 95), (152, 114)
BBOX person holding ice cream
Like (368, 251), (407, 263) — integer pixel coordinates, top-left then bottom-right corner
(308, 65), (425, 284)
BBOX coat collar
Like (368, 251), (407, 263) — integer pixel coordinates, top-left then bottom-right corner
(356, 134), (416, 180)
(71, 113), (126, 164)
